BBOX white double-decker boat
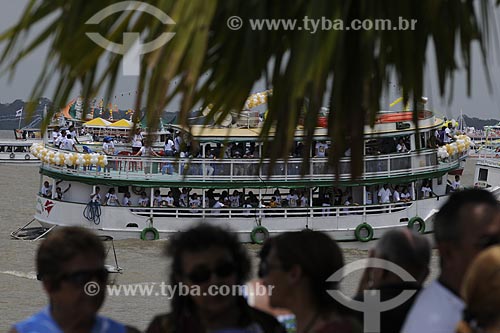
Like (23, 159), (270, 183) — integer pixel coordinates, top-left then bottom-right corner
(27, 107), (470, 243)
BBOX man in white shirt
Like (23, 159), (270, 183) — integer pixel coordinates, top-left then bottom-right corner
(54, 130), (66, 148)
(229, 190), (240, 208)
(105, 188), (120, 206)
(393, 185), (401, 202)
(173, 133), (182, 154)
(131, 128), (143, 154)
(102, 137), (114, 155)
(450, 175), (461, 192)
(212, 198), (225, 215)
(377, 184), (392, 203)
(164, 136), (175, 156)
(68, 125), (80, 144)
(421, 181), (432, 199)
(164, 191), (175, 207)
(62, 134), (79, 152)
(51, 127), (60, 143)
(443, 122), (454, 144)
(41, 181), (52, 198)
(90, 186), (101, 204)
(396, 138), (409, 153)
(138, 192), (149, 207)
(402, 189), (500, 333)
(190, 193), (201, 213)
(152, 190), (163, 207)
(286, 189), (299, 207)
(315, 141), (328, 157)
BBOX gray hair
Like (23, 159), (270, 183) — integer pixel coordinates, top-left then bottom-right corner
(374, 229), (431, 279)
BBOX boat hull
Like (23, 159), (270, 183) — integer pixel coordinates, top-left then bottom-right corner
(34, 195), (442, 242)
(0, 152), (38, 163)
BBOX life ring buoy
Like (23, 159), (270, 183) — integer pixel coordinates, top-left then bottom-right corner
(408, 216), (426, 233)
(132, 186), (143, 195)
(355, 223), (374, 242)
(251, 226), (269, 244)
(24, 154), (30, 160)
(9, 153), (15, 159)
(140, 227), (159, 240)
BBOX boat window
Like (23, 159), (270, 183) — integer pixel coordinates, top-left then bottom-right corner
(478, 168), (489, 182)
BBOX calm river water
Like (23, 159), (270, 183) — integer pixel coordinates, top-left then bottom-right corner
(0, 130), (471, 331)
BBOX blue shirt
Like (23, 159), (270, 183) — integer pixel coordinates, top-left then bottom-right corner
(14, 307), (126, 333)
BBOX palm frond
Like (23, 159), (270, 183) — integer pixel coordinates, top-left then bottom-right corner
(0, 0), (493, 178)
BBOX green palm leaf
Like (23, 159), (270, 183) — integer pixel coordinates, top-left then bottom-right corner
(0, 0), (492, 178)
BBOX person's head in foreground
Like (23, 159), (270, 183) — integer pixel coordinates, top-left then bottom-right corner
(364, 228), (431, 289)
(146, 224), (285, 333)
(355, 228), (431, 333)
(434, 188), (500, 294)
(11, 226), (138, 333)
(456, 245), (500, 333)
(259, 230), (360, 333)
(401, 189), (500, 333)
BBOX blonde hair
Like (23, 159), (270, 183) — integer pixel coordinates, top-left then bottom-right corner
(456, 245), (500, 333)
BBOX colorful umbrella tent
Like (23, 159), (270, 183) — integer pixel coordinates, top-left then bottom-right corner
(83, 117), (112, 127)
(109, 119), (133, 128)
(108, 119), (133, 138)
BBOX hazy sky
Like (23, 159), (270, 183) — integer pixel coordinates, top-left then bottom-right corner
(1, 1), (500, 121)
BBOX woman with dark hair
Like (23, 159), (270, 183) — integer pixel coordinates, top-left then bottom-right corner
(146, 224), (286, 333)
(259, 231), (361, 333)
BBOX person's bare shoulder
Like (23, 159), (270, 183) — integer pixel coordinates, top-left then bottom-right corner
(8, 328), (18, 333)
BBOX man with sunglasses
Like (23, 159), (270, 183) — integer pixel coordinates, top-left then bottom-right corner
(403, 189), (500, 333)
(11, 227), (139, 333)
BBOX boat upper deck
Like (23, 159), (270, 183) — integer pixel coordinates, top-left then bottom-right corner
(36, 145), (466, 188)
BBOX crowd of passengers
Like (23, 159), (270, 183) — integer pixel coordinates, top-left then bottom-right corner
(66, 126), (418, 159)
(41, 180), (447, 210)
(12, 188), (500, 333)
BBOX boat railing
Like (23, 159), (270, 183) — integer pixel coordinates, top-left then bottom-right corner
(476, 157), (500, 167)
(40, 148), (463, 182)
(119, 201), (415, 219)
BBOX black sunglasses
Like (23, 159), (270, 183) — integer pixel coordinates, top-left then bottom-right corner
(185, 261), (236, 284)
(58, 268), (109, 286)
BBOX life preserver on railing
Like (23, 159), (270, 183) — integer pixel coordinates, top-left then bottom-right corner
(25, 154), (30, 160)
(251, 226), (269, 244)
(408, 216), (426, 233)
(132, 186), (143, 195)
(140, 227), (159, 240)
(354, 223), (374, 242)
(9, 153), (15, 159)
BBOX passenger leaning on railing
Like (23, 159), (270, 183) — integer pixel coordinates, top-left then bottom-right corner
(138, 191), (150, 207)
(131, 128), (143, 154)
